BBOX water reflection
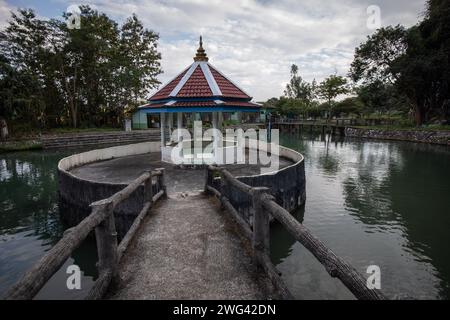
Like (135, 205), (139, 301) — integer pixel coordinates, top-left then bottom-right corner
(0, 151), (97, 299)
(273, 132), (450, 299)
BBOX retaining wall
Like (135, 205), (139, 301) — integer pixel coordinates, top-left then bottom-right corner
(345, 127), (450, 146)
(58, 140), (306, 236)
(211, 142), (306, 225)
(58, 141), (161, 237)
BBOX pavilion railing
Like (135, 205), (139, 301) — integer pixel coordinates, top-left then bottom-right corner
(5, 169), (167, 300)
(205, 165), (386, 300)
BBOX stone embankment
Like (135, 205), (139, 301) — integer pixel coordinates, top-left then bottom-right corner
(345, 127), (450, 146)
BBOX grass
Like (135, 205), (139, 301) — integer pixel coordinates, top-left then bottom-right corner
(0, 140), (43, 153)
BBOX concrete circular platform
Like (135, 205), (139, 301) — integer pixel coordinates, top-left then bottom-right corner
(69, 150), (294, 193)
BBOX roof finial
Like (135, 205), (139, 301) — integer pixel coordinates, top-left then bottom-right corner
(194, 35), (209, 62)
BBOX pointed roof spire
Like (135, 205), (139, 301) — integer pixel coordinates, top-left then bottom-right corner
(194, 35), (209, 62)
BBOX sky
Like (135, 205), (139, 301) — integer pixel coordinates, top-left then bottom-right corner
(0, 0), (426, 101)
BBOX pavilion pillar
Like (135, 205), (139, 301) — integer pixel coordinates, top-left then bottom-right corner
(218, 112), (223, 131)
(212, 112), (218, 130)
(160, 112), (166, 147)
(177, 112), (183, 141)
(168, 113), (173, 139)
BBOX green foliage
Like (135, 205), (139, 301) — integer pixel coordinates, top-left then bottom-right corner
(284, 64), (316, 103)
(349, 1), (450, 125)
(0, 6), (162, 131)
(333, 97), (363, 117)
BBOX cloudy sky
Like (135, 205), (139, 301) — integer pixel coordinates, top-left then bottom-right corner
(0, 0), (426, 101)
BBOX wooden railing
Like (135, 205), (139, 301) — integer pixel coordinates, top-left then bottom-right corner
(5, 169), (167, 300)
(205, 166), (385, 300)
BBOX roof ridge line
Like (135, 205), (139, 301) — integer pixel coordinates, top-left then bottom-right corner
(169, 62), (200, 97)
(207, 62), (252, 99)
(148, 65), (191, 100)
(200, 62), (222, 96)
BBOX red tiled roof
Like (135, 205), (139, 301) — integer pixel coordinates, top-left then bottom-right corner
(177, 66), (213, 97)
(209, 66), (250, 99)
(149, 68), (188, 100)
(171, 101), (216, 107)
(143, 100), (260, 109)
(222, 101), (260, 108)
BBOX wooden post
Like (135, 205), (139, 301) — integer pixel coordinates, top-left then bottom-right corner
(93, 201), (118, 274)
(251, 187), (270, 266)
(144, 172), (153, 204)
(204, 167), (213, 194)
(156, 168), (167, 198)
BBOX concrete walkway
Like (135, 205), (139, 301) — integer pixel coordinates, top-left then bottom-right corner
(108, 192), (277, 300)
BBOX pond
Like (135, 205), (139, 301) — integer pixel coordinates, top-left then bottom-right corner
(0, 149), (98, 299)
(0, 133), (449, 299)
(271, 133), (450, 299)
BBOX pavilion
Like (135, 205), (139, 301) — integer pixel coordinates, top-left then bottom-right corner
(132, 36), (262, 148)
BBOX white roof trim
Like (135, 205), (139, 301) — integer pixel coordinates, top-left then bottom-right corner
(207, 62), (252, 98)
(200, 62), (222, 96)
(165, 100), (177, 106)
(169, 62), (199, 97)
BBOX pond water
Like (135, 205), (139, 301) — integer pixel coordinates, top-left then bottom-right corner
(0, 133), (449, 299)
(0, 150), (98, 299)
(271, 133), (450, 300)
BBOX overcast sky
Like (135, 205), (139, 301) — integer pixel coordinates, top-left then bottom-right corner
(1, 0), (426, 101)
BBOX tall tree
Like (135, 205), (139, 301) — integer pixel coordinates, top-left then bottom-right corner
(0, 6), (162, 130)
(350, 2), (450, 125)
(317, 75), (350, 119)
(284, 64), (315, 103)
(117, 14), (162, 109)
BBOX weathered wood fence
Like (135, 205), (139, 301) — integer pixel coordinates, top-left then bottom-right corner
(6, 169), (167, 300)
(205, 165), (386, 300)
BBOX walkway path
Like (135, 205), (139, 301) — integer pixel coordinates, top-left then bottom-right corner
(108, 192), (277, 300)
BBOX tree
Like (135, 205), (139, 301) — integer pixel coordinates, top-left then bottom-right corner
(317, 75), (350, 119)
(333, 97), (363, 117)
(118, 14), (161, 108)
(0, 9), (55, 129)
(356, 81), (408, 115)
(349, 1), (450, 125)
(284, 64), (316, 104)
(350, 26), (407, 85)
(394, 0), (450, 124)
(0, 6), (162, 130)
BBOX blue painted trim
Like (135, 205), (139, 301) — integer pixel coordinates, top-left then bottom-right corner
(144, 96), (254, 104)
(137, 106), (261, 114)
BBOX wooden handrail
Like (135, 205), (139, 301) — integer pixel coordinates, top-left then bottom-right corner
(5, 169), (167, 300)
(261, 195), (385, 300)
(204, 166), (386, 300)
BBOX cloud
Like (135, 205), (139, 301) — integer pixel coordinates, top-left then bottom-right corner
(0, 0), (15, 28)
(3, 0), (427, 101)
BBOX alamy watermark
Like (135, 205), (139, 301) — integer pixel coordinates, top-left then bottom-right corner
(66, 5), (81, 30)
(367, 5), (381, 30)
(167, 121), (280, 174)
(66, 264), (81, 290)
(366, 265), (381, 290)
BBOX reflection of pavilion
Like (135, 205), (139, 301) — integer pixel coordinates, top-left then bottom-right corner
(132, 36), (263, 154)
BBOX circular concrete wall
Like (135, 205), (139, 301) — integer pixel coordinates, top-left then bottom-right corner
(57, 140), (306, 236)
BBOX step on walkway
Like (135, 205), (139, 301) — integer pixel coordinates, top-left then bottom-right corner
(108, 192), (277, 300)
